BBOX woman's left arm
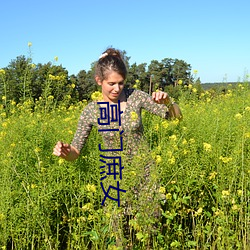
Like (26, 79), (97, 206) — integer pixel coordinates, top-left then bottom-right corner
(152, 91), (182, 120)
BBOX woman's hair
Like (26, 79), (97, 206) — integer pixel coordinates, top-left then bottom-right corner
(95, 48), (127, 81)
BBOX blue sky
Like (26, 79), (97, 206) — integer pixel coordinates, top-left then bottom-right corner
(1, 0), (249, 83)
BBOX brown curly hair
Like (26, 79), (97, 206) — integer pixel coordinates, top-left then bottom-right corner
(95, 48), (127, 81)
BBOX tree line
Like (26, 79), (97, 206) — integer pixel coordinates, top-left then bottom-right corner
(0, 51), (200, 106)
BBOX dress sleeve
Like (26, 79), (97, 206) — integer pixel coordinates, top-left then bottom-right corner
(71, 102), (95, 152)
(135, 90), (169, 119)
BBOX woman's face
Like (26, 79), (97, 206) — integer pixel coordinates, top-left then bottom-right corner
(96, 71), (125, 103)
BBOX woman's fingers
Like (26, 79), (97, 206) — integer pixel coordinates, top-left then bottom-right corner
(53, 141), (70, 157)
(152, 91), (170, 104)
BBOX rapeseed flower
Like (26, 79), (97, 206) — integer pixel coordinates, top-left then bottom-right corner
(28, 42), (32, 47)
(154, 123), (159, 131)
(91, 91), (103, 101)
(81, 203), (93, 212)
(130, 111), (138, 121)
(232, 204), (239, 211)
(222, 190), (230, 197)
(178, 79), (183, 85)
(237, 189), (243, 196)
(54, 56), (58, 61)
(168, 156), (175, 165)
(194, 207), (203, 216)
(0, 214), (5, 221)
(203, 142), (212, 152)
(234, 113), (242, 120)
(165, 193), (172, 199)
(0, 69), (5, 75)
(208, 171), (217, 180)
(86, 184), (96, 193)
(162, 120), (168, 128)
(169, 134), (177, 141)
(159, 186), (166, 194)
(155, 155), (162, 164)
(219, 156), (232, 164)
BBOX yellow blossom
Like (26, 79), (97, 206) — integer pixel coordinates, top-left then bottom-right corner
(54, 56), (58, 61)
(135, 79), (140, 83)
(130, 111), (138, 121)
(162, 120), (168, 128)
(237, 189), (243, 196)
(0, 213), (5, 221)
(159, 186), (166, 194)
(193, 69), (198, 74)
(169, 134), (177, 141)
(232, 204), (239, 211)
(86, 184), (97, 193)
(219, 156), (232, 164)
(34, 147), (41, 153)
(182, 139), (187, 145)
(222, 190), (230, 197)
(28, 42), (32, 47)
(165, 193), (172, 199)
(154, 123), (159, 131)
(203, 142), (212, 152)
(155, 155), (162, 164)
(130, 171), (136, 176)
(71, 83), (76, 89)
(245, 106), (250, 112)
(188, 84), (193, 89)
(234, 113), (242, 120)
(170, 119), (179, 126)
(189, 138), (195, 144)
(178, 79), (183, 85)
(168, 156), (176, 165)
(2, 96), (6, 100)
(208, 171), (217, 180)
(195, 207), (203, 216)
(0, 69), (6, 75)
(91, 91), (103, 101)
(192, 88), (197, 93)
(48, 95), (54, 100)
(2, 122), (7, 127)
(133, 84), (138, 89)
(214, 209), (223, 216)
(81, 203), (93, 212)
(58, 158), (65, 165)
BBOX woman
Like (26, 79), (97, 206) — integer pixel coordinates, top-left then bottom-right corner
(53, 47), (182, 246)
(53, 48), (182, 160)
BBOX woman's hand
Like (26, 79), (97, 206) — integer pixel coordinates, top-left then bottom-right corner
(152, 91), (171, 105)
(53, 141), (80, 161)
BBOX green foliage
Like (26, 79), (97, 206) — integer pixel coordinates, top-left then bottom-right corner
(0, 83), (250, 249)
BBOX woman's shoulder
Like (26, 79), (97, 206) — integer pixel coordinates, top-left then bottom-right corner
(79, 101), (98, 118)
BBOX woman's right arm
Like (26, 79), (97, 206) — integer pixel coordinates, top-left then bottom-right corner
(53, 102), (95, 161)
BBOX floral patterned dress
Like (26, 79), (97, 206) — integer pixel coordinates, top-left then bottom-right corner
(72, 88), (171, 238)
(71, 88), (169, 155)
